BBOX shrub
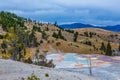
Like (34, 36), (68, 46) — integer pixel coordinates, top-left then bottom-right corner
(1, 41), (7, 49)
(84, 32), (89, 37)
(0, 34), (3, 39)
(65, 29), (74, 33)
(40, 40), (43, 44)
(27, 73), (40, 80)
(45, 73), (49, 77)
(46, 59), (55, 68)
(24, 57), (32, 64)
(42, 31), (48, 40)
(33, 26), (41, 32)
(52, 32), (58, 39)
(83, 40), (92, 46)
(75, 45), (79, 48)
(56, 42), (61, 46)
(46, 27), (49, 31)
(47, 40), (50, 43)
(52, 31), (66, 41)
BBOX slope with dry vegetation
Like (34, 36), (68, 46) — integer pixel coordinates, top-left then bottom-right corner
(0, 11), (120, 60)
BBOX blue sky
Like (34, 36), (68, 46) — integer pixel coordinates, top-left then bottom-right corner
(0, 0), (120, 26)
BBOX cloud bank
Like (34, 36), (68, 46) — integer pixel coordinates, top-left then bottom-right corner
(0, 0), (120, 25)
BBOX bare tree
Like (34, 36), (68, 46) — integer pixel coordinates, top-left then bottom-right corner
(88, 54), (92, 76)
(87, 50), (93, 76)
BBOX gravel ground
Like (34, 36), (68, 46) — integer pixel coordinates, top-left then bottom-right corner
(46, 53), (120, 80)
(62, 63), (120, 80)
(0, 59), (100, 80)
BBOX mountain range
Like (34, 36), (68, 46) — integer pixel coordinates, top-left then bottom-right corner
(60, 23), (120, 32)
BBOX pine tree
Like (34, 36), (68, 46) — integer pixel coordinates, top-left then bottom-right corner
(52, 32), (58, 39)
(1, 41), (7, 49)
(89, 32), (92, 38)
(1, 41), (7, 54)
(100, 42), (106, 52)
(58, 30), (66, 40)
(74, 32), (78, 42)
(54, 21), (58, 27)
(84, 32), (89, 37)
(119, 43), (120, 52)
(58, 30), (62, 38)
(105, 41), (112, 56)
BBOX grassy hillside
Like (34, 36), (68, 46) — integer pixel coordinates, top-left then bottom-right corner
(0, 11), (120, 60)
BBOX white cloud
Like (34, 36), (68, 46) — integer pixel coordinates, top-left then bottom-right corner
(0, 0), (120, 25)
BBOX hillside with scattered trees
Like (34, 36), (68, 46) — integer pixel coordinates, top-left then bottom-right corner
(0, 11), (120, 62)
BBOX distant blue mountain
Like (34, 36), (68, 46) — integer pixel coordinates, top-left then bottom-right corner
(59, 23), (120, 32)
(60, 23), (96, 29)
(101, 25), (120, 32)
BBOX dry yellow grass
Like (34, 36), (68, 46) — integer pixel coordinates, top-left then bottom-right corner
(32, 25), (120, 54)
(1, 22), (120, 58)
